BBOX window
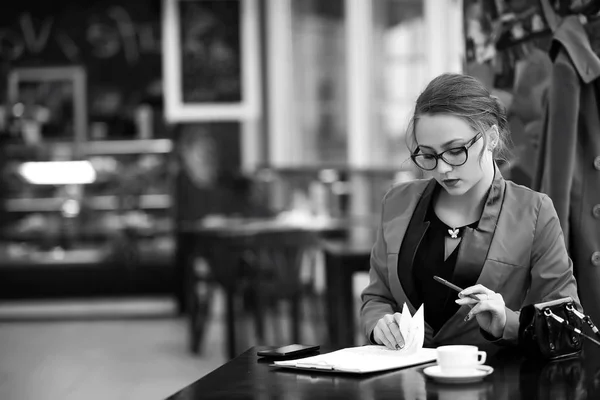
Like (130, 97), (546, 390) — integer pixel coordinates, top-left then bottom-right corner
(267, 0), (462, 169)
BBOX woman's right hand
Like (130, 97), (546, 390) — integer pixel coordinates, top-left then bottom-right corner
(373, 313), (405, 350)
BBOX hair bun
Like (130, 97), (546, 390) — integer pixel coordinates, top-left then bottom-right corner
(488, 94), (508, 133)
(489, 94), (505, 110)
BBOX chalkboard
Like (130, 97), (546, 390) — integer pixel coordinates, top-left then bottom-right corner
(163, 0), (259, 122)
(178, 0), (242, 104)
(0, 0), (162, 138)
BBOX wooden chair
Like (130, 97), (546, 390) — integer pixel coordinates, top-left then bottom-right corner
(188, 228), (321, 358)
(240, 230), (319, 345)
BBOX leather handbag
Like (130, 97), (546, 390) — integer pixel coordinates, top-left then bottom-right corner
(518, 297), (583, 361)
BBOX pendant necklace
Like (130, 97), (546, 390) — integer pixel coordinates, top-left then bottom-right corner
(448, 228), (461, 239)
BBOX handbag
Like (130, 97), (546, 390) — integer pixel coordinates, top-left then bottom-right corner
(518, 297), (583, 361)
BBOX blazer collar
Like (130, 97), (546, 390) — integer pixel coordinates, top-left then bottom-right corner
(394, 166), (507, 339)
(396, 179), (436, 307)
(551, 16), (600, 84)
(452, 165), (505, 291)
(435, 165), (506, 340)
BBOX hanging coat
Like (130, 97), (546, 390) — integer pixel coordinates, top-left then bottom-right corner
(533, 16), (600, 325)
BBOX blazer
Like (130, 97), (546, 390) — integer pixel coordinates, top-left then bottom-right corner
(533, 16), (600, 328)
(361, 168), (581, 351)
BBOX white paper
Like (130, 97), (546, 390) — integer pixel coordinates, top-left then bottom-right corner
(399, 303), (425, 354)
(274, 303), (433, 374)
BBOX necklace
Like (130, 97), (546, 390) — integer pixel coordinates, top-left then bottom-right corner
(429, 202), (477, 240)
(447, 227), (461, 239)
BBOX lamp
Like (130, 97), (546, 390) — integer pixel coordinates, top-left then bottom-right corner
(18, 161), (97, 185)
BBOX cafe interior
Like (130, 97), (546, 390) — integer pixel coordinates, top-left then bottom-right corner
(2, 0), (600, 399)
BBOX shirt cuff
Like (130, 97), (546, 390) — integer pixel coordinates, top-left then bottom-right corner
(480, 328), (502, 342)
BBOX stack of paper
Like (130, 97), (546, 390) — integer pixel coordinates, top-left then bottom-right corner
(273, 304), (436, 374)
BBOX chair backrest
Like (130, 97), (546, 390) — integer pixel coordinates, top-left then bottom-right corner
(242, 229), (317, 295)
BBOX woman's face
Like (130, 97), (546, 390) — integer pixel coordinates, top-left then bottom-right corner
(414, 113), (492, 196)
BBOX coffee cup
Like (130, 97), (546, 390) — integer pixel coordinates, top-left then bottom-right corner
(436, 345), (487, 374)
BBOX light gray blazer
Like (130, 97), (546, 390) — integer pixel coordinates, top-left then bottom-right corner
(360, 168), (581, 350)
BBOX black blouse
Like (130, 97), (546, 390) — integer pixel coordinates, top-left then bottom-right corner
(413, 200), (479, 334)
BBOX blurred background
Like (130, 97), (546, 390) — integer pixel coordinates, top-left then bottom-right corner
(0, 0), (573, 399)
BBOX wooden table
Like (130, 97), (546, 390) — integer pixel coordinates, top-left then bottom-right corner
(178, 217), (346, 359)
(165, 344), (600, 399)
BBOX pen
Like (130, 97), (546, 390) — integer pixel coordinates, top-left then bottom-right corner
(433, 276), (480, 300)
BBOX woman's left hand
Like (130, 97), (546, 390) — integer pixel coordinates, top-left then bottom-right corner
(455, 284), (507, 338)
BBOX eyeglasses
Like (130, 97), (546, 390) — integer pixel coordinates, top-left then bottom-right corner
(411, 132), (483, 171)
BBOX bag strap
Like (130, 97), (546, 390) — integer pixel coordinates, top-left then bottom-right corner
(545, 308), (600, 347)
(568, 305), (600, 338)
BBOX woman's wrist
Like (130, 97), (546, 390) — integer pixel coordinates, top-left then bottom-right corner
(490, 312), (507, 338)
(489, 325), (504, 339)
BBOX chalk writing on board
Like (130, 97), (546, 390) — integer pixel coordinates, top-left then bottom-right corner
(0, 7), (160, 64)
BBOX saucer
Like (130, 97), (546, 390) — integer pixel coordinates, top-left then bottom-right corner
(423, 365), (494, 384)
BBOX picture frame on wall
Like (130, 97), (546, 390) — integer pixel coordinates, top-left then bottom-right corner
(7, 66), (87, 148)
(162, 0), (261, 122)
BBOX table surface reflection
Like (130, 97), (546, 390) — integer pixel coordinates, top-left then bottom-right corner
(166, 344), (600, 400)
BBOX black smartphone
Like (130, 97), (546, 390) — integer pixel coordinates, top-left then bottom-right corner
(256, 344), (320, 358)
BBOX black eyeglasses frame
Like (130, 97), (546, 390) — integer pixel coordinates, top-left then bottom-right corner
(410, 131), (484, 171)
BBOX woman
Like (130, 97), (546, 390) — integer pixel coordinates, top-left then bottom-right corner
(360, 73), (580, 350)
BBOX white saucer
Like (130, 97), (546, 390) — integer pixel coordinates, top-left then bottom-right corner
(423, 365), (494, 384)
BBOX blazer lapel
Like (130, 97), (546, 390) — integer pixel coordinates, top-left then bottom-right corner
(435, 166), (507, 339)
(454, 166), (506, 291)
(396, 179), (436, 308)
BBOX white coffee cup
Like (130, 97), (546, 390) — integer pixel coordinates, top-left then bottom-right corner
(436, 345), (487, 374)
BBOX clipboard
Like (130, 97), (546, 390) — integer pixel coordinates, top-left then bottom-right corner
(271, 346), (437, 374)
